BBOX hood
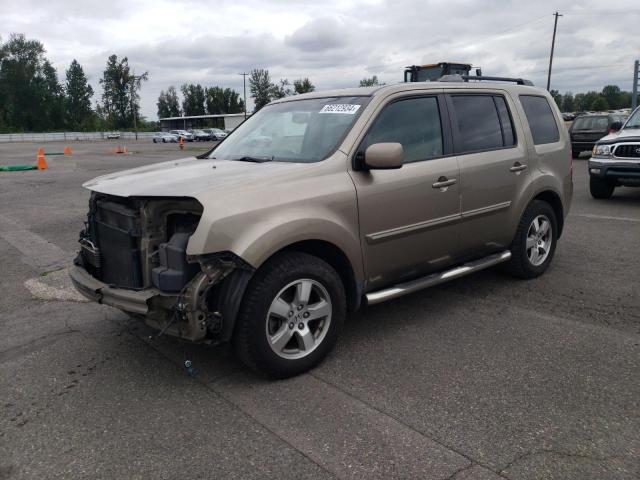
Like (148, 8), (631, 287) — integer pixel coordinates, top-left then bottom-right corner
(83, 156), (306, 198)
(598, 128), (640, 144)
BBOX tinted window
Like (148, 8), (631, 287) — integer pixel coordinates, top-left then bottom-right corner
(572, 116), (608, 131)
(451, 95), (503, 153)
(363, 97), (443, 163)
(494, 96), (516, 147)
(520, 95), (560, 144)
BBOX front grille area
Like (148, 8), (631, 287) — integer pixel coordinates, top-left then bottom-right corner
(613, 144), (640, 159)
(80, 195), (143, 289)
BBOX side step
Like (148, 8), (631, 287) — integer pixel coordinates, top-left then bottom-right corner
(365, 250), (512, 305)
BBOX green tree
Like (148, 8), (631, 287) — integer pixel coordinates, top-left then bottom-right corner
(561, 92), (574, 112)
(65, 59), (94, 129)
(601, 85), (621, 110)
(99, 54), (148, 129)
(0, 33), (46, 131)
(157, 85), (181, 119)
(359, 75), (383, 87)
(590, 97), (609, 112)
(205, 87), (244, 115)
(270, 78), (291, 99)
(180, 83), (206, 116)
(249, 68), (272, 111)
(293, 78), (315, 94)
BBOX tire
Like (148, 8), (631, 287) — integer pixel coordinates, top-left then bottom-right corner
(233, 252), (346, 378)
(590, 177), (614, 199)
(571, 149), (580, 159)
(162, 138), (166, 143)
(504, 200), (558, 279)
(153, 138), (157, 143)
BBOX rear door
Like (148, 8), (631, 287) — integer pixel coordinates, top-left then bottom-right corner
(349, 94), (461, 290)
(446, 92), (529, 256)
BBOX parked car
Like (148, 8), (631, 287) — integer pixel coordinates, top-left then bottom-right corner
(71, 78), (572, 378)
(588, 106), (640, 198)
(191, 129), (212, 142)
(169, 129), (194, 142)
(106, 132), (120, 139)
(568, 113), (626, 158)
(152, 132), (178, 143)
(203, 128), (228, 140)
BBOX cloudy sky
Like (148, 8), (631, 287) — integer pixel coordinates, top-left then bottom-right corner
(3, 0), (639, 119)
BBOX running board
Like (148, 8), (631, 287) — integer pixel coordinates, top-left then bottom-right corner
(365, 250), (512, 305)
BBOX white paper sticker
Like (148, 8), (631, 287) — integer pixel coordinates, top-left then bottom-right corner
(319, 104), (361, 114)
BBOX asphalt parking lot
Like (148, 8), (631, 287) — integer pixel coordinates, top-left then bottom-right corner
(1, 140), (639, 480)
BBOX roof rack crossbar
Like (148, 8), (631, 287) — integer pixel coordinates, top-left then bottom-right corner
(439, 74), (534, 86)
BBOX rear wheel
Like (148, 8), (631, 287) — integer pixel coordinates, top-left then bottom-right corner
(504, 200), (557, 279)
(162, 138), (166, 143)
(233, 252), (345, 378)
(571, 149), (580, 159)
(590, 177), (614, 199)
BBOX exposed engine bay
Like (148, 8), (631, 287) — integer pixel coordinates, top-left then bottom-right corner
(73, 193), (253, 343)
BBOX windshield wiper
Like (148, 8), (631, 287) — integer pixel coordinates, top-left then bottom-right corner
(233, 156), (273, 163)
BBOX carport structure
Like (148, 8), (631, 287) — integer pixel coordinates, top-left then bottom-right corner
(160, 113), (246, 131)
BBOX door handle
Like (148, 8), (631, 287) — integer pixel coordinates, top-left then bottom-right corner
(432, 177), (457, 189)
(510, 162), (528, 173)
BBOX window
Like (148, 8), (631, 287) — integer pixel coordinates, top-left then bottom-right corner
(520, 95), (560, 144)
(494, 96), (516, 147)
(451, 95), (504, 153)
(362, 97), (443, 163)
(210, 96), (369, 163)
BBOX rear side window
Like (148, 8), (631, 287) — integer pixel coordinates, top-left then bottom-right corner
(362, 96), (443, 163)
(451, 95), (514, 153)
(520, 95), (560, 144)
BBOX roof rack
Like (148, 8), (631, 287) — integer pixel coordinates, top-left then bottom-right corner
(439, 74), (534, 86)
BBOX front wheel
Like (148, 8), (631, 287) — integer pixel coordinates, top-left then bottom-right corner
(504, 200), (558, 279)
(590, 177), (614, 199)
(233, 252), (345, 378)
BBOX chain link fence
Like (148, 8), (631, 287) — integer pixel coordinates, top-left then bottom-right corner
(0, 132), (156, 143)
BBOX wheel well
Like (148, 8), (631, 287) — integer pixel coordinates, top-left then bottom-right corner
(533, 190), (564, 237)
(279, 240), (361, 312)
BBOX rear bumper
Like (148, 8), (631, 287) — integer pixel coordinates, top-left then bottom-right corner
(571, 141), (595, 152)
(69, 264), (160, 315)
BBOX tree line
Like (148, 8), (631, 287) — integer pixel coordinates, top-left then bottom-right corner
(248, 69), (316, 111)
(0, 33), (152, 132)
(550, 85), (634, 113)
(156, 84), (245, 118)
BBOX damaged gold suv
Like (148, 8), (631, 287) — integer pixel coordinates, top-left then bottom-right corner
(71, 77), (572, 378)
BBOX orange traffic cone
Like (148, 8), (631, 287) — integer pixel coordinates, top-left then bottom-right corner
(37, 147), (45, 156)
(179, 137), (184, 150)
(63, 146), (72, 155)
(37, 153), (48, 170)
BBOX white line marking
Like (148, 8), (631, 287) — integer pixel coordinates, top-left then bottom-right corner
(571, 213), (640, 223)
(0, 213), (69, 269)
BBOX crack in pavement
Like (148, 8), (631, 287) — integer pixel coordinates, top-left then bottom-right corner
(498, 448), (621, 476)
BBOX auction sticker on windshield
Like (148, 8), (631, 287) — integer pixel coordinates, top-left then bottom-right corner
(319, 104), (361, 114)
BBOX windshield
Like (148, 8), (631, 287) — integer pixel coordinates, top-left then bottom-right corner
(572, 116), (608, 130)
(209, 96), (370, 163)
(624, 108), (640, 128)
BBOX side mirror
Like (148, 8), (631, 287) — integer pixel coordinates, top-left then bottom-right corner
(610, 121), (623, 132)
(363, 142), (404, 170)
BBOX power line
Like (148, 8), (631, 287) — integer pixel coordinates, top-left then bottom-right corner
(461, 14), (549, 49)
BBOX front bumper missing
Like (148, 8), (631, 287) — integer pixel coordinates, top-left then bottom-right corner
(70, 264), (158, 315)
(69, 263), (224, 342)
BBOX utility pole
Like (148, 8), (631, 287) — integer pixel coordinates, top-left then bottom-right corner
(239, 72), (248, 118)
(546, 11), (562, 91)
(632, 59), (639, 111)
